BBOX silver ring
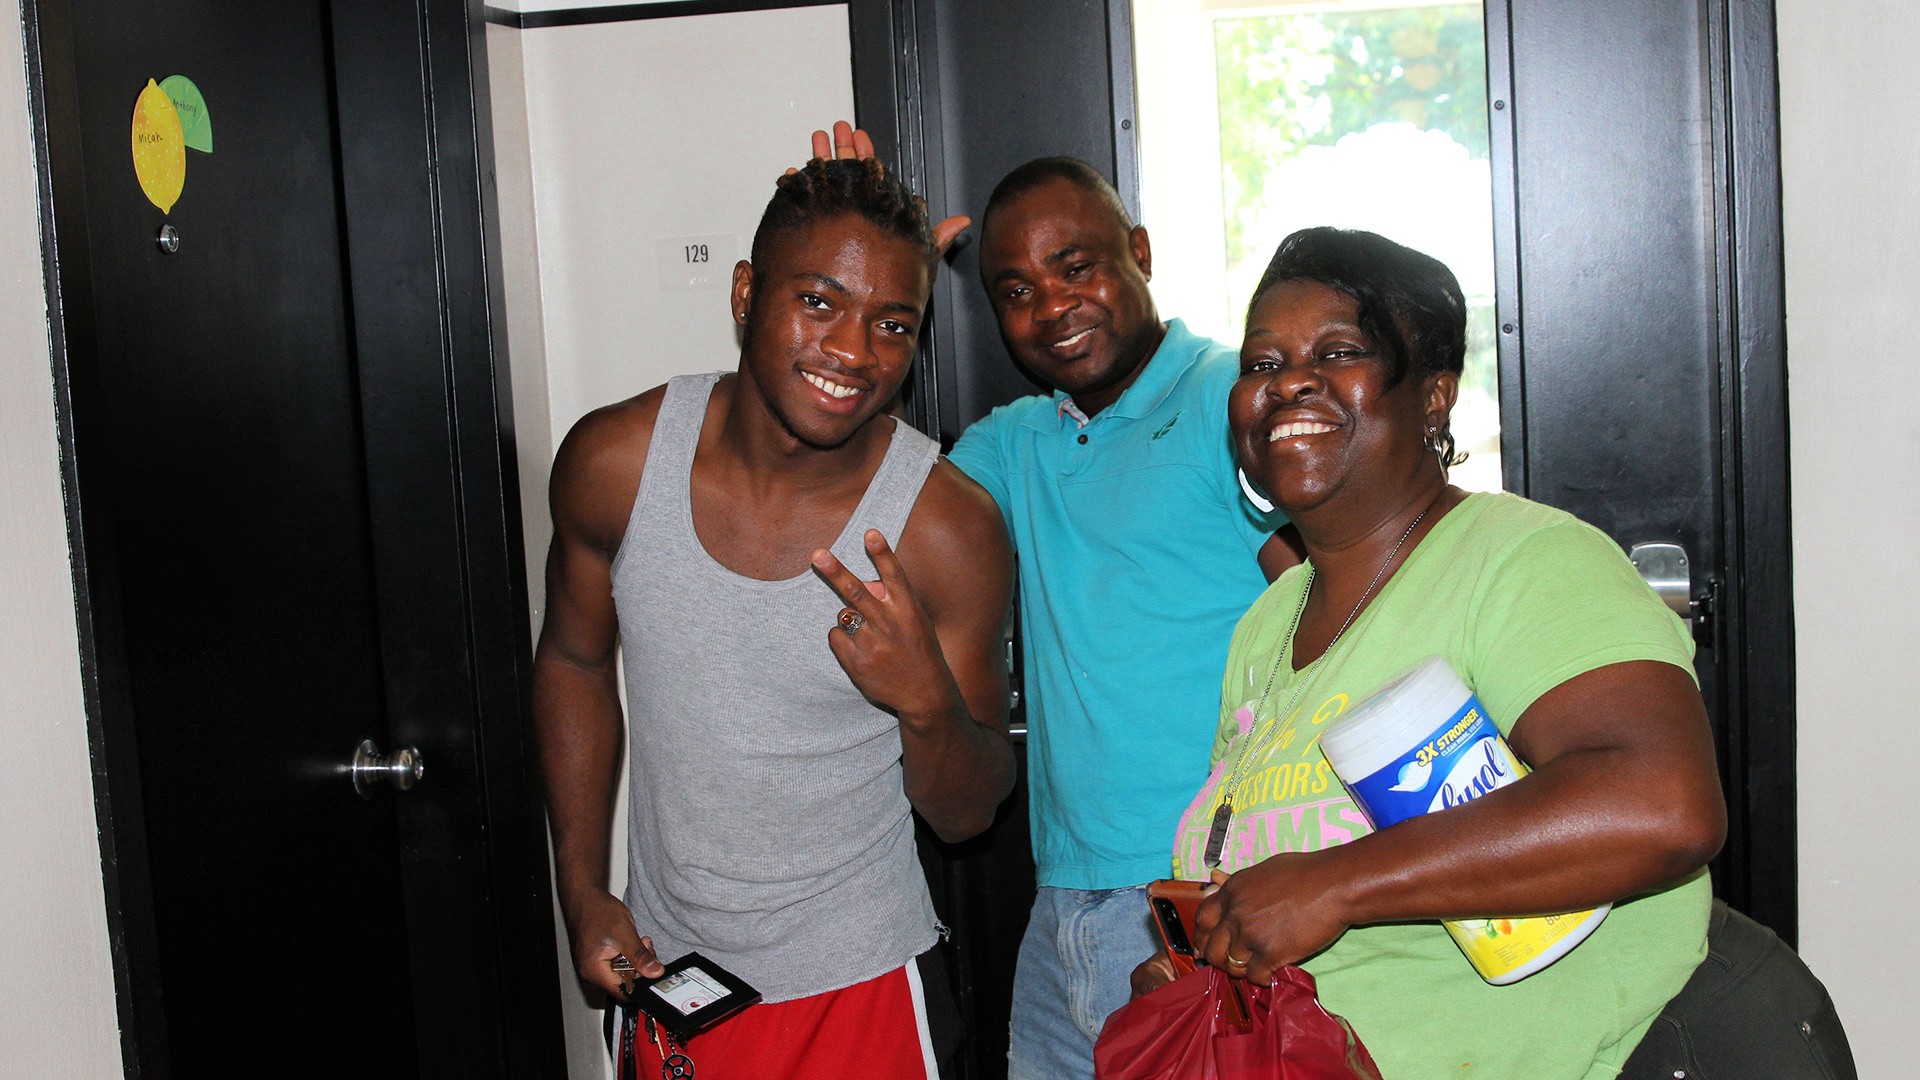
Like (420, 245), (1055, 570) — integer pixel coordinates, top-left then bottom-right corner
(838, 610), (865, 634)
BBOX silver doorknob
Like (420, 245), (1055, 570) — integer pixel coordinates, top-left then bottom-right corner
(350, 738), (424, 797)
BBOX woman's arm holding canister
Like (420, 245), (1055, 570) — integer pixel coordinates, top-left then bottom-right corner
(1192, 659), (1725, 986)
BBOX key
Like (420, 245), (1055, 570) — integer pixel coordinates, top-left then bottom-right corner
(611, 953), (638, 998)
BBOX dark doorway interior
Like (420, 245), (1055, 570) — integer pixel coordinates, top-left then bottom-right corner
(29, 0), (564, 1076)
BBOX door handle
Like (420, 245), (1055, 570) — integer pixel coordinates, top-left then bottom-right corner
(1628, 542), (1691, 621)
(1629, 541), (1717, 648)
(350, 738), (424, 798)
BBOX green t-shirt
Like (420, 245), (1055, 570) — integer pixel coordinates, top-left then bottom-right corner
(1169, 492), (1710, 1080)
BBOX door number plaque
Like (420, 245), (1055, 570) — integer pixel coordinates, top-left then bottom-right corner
(656, 234), (737, 293)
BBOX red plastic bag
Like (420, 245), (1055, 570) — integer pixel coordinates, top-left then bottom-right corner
(1094, 965), (1384, 1080)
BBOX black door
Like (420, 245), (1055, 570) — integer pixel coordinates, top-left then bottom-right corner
(853, 1), (1792, 1076)
(1485, 0), (1794, 941)
(32, 1), (562, 1076)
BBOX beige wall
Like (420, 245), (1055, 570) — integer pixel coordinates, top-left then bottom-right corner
(0, 0), (124, 1072)
(1779, 2), (1920, 1074)
(516, 6), (856, 442)
(488, 6), (855, 1076)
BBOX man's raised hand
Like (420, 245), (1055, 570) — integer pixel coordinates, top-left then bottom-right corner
(783, 120), (874, 174)
(814, 119), (873, 163)
(785, 120), (971, 257)
(811, 529), (961, 720)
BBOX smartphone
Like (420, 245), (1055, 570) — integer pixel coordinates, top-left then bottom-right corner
(1146, 879), (1250, 1024)
(1146, 879), (1206, 977)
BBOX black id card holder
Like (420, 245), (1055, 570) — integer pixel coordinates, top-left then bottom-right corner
(631, 952), (762, 1042)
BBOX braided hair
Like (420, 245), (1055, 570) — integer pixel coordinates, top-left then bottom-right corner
(749, 157), (936, 285)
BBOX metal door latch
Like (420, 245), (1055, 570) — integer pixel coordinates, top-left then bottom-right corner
(1628, 542), (1718, 648)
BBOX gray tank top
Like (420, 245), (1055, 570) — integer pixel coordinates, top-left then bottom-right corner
(610, 372), (942, 1002)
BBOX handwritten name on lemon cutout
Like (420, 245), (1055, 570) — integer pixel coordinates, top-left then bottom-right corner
(131, 76), (212, 215)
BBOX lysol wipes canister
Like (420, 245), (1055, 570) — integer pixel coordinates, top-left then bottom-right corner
(1316, 655), (1609, 984)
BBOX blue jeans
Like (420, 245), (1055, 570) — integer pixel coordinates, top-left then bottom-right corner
(1008, 884), (1159, 1080)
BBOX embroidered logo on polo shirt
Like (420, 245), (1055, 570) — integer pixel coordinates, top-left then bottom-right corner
(1150, 412), (1182, 441)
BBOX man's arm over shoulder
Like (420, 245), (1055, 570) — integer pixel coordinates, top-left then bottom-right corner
(888, 459), (1017, 839)
(534, 388), (665, 994)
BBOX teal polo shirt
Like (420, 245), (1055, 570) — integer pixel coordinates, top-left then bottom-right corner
(947, 319), (1286, 889)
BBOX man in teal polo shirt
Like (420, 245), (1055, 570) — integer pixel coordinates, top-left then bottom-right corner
(946, 158), (1295, 1080)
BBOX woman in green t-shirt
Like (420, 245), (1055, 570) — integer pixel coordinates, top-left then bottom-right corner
(1131, 227), (1728, 1079)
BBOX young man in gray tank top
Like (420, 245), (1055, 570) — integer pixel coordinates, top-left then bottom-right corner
(533, 158), (1014, 1077)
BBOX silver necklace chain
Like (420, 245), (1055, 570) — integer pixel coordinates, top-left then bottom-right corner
(1202, 501), (1435, 868)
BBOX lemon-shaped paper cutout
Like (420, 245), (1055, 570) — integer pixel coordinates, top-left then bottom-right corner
(131, 79), (185, 214)
(160, 75), (211, 153)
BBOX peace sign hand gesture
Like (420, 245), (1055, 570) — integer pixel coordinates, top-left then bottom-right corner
(811, 529), (959, 720)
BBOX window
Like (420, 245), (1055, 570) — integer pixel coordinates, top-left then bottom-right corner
(1133, 0), (1501, 490)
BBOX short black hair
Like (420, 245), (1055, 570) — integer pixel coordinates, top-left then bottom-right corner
(1249, 227), (1469, 465)
(1249, 227), (1467, 387)
(749, 157), (935, 283)
(979, 156), (1133, 242)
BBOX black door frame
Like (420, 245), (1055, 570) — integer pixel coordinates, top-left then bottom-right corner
(852, 0), (1796, 935)
(1482, 0), (1796, 942)
(24, 0), (566, 1074)
(1714, 0), (1795, 945)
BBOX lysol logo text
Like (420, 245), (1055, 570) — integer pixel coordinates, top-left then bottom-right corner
(1428, 736), (1515, 812)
